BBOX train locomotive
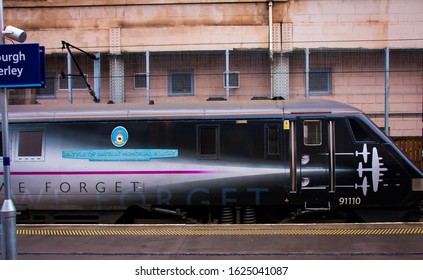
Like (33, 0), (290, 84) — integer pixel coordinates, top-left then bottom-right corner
(0, 99), (422, 223)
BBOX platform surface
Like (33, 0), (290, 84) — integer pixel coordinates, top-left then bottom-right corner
(2, 222), (423, 260)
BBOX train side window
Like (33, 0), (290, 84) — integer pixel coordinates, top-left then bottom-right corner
(266, 125), (281, 159)
(348, 118), (375, 142)
(16, 130), (45, 161)
(303, 120), (322, 146)
(0, 131), (2, 157)
(197, 125), (220, 159)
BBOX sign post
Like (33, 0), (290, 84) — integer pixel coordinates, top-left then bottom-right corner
(0, 16), (45, 260)
(0, 0), (16, 259)
(0, 89), (15, 260)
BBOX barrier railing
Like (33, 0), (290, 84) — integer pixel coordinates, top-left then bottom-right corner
(392, 136), (423, 170)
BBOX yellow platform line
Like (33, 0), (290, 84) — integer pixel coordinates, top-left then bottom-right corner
(16, 227), (423, 236)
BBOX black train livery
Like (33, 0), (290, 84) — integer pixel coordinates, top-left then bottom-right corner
(1, 99), (422, 223)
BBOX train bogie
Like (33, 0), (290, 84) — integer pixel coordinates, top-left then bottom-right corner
(0, 100), (421, 223)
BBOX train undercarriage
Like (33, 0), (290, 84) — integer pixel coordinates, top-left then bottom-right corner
(15, 202), (423, 224)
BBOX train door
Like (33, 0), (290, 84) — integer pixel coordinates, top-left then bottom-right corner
(295, 117), (334, 208)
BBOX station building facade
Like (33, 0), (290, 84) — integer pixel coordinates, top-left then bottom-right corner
(3, 0), (423, 137)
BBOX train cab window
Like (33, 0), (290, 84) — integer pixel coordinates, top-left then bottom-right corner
(266, 125), (281, 159)
(348, 118), (376, 142)
(16, 130), (45, 161)
(303, 120), (322, 146)
(197, 125), (220, 159)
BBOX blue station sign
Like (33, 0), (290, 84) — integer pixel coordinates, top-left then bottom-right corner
(0, 43), (46, 88)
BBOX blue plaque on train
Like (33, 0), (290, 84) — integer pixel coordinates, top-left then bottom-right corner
(0, 43), (46, 89)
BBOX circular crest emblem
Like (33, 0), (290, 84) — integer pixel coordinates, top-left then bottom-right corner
(111, 126), (128, 147)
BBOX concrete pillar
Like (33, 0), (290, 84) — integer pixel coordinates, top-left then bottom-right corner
(272, 53), (289, 99)
(109, 28), (125, 103)
(110, 55), (125, 103)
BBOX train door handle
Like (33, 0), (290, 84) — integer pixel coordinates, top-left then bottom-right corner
(301, 177), (310, 187)
(301, 154), (310, 165)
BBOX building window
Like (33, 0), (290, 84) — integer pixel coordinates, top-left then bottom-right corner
(36, 72), (56, 99)
(197, 125), (220, 159)
(223, 72), (240, 88)
(59, 74), (88, 90)
(303, 120), (322, 146)
(16, 130), (45, 161)
(134, 73), (147, 89)
(309, 67), (332, 95)
(168, 70), (194, 96)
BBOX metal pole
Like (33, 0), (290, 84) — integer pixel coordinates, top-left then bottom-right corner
(146, 50), (150, 104)
(0, 0), (17, 260)
(384, 47), (390, 136)
(305, 48), (310, 98)
(94, 53), (101, 102)
(268, 1), (274, 99)
(268, 1), (273, 61)
(1, 92), (16, 260)
(225, 49), (230, 100)
(67, 51), (73, 104)
(270, 59), (274, 99)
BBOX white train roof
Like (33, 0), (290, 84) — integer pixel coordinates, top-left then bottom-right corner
(6, 99), (361, 123)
